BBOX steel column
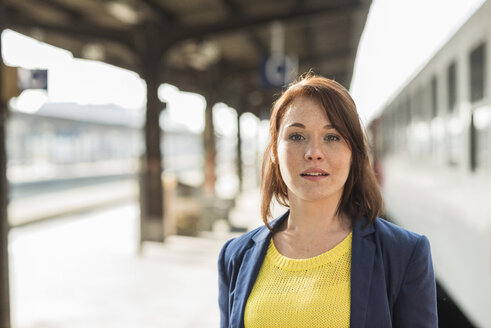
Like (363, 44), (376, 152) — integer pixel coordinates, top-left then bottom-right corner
(236, 112), (243, 193)
(203, 95), (216, 196)
(0, 0), (12, 324)
(137, 24), (166, 244)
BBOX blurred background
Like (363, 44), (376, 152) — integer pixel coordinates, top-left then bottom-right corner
(0, 0), (490, 327)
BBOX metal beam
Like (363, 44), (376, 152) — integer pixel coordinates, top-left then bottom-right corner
(246, 30), (267, 56)
(220, 0), (267, 56)
(222, 0), (241, 13)
(299, 48), (355, 67)
(140, 0), (177, 23)
(167, 48), (352, 83)
(302, 22), (318, 69)
(5, 5), (133, 50)
(172, 1), (361, 44)
(40, 0), (85, 20)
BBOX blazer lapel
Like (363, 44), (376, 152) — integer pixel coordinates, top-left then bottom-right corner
(350, 217), (376, 327)
(230, 211), (289, 328)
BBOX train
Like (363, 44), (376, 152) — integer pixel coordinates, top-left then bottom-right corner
(370, 1), (491, 326)
(6, 102), (204, 187)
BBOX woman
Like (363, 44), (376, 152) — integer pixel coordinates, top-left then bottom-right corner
(218, 74), (438, 327)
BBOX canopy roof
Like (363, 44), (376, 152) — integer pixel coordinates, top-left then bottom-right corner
(5, 0), (371, 117)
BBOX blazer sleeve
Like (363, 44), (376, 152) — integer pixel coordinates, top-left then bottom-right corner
(218, 238), (234, 328)
(392, 235), (438, 328)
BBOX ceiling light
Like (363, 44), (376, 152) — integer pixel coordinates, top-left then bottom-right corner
(105, 1), (140, 24)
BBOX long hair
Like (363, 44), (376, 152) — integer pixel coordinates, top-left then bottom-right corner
(260, 74), (384, 230)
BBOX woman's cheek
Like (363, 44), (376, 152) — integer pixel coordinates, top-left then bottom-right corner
(277, 146), (297, 181)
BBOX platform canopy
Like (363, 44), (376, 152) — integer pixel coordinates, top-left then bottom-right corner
(4, 0), (371, 117)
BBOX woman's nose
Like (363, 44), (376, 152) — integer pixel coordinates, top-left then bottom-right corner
(304, 141), (324, 161)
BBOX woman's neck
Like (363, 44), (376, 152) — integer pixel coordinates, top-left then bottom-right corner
(273, 195), (352, 259)
(282, 194), (350, 238)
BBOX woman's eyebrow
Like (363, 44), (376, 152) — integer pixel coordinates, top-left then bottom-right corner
(286, 123), (336, 130)
(286, 122), (305, 128)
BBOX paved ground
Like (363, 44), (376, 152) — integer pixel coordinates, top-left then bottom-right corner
(8, 178), (138, 227)
(8, 202), (236, 328)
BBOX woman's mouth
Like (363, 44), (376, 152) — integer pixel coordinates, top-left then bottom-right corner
(300, 172), (328, 176)
(300, 169), (329, 180)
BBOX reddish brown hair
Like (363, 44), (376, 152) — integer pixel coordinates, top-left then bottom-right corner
(261, 74), (384, 229)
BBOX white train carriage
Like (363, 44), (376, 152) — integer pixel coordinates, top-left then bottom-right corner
(373, 1), (491, 326)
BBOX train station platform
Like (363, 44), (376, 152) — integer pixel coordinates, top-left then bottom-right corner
(8, 177), (138, 227)
(8, 201), (240, 328)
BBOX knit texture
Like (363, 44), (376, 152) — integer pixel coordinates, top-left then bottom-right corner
(244, 232), (352, 328)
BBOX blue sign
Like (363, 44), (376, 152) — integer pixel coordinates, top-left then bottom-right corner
(261, 54), (297, 88)
(18, 68), (48, 91)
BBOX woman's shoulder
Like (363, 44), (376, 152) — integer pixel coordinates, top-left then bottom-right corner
(373, 217), (425, 241)
(373, 217), (427, 242)
(370, 217), (432, 261)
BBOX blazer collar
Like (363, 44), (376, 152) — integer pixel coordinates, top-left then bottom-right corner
(232, 211), (289, 328)
(353, 216), (376, 236)
(350, 216), (377, 327)
(251, 211), (376, 241)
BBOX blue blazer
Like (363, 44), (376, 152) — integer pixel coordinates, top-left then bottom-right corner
(218, 211), (438, 327)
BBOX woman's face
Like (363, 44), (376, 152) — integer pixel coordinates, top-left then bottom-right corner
(277, 96), (352, 205)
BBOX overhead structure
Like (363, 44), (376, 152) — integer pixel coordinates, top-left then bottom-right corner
(5, 0), (371, 115)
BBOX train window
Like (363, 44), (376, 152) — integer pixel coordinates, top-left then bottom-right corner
(411, 89), (420, 120)
(469, 43), (486, 103)
(431, 76), (438, 118)
(418, 87), (426, 120)
(447, 62), (457, 112)
(470, 113), (477, 171)
(405, 97), (411, 125)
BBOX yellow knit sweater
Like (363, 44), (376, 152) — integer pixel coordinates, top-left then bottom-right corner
(244, 232), (352, 328)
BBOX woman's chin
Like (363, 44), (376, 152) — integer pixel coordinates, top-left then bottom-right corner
(290, 190), (342, 204)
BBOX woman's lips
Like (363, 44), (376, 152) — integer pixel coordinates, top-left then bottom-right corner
(300, 169), (329, 181)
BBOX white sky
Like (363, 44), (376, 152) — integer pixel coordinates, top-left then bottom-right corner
(350, 0), (486, 123)
(1, 0), (488, 127)
(2, 30), (146, 110)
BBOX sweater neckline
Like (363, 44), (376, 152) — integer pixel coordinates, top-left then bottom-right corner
(268, 232), (352, 271)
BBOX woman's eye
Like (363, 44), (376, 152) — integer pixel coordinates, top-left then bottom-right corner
(325, 134), (340, 142)
(288, 133), (304, 141)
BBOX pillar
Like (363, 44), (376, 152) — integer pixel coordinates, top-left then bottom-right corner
(0, 0), (12, 324)
(137, 23), (166, 244)
(236, 112), (243, 193)
(203, 96), (216, 196)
